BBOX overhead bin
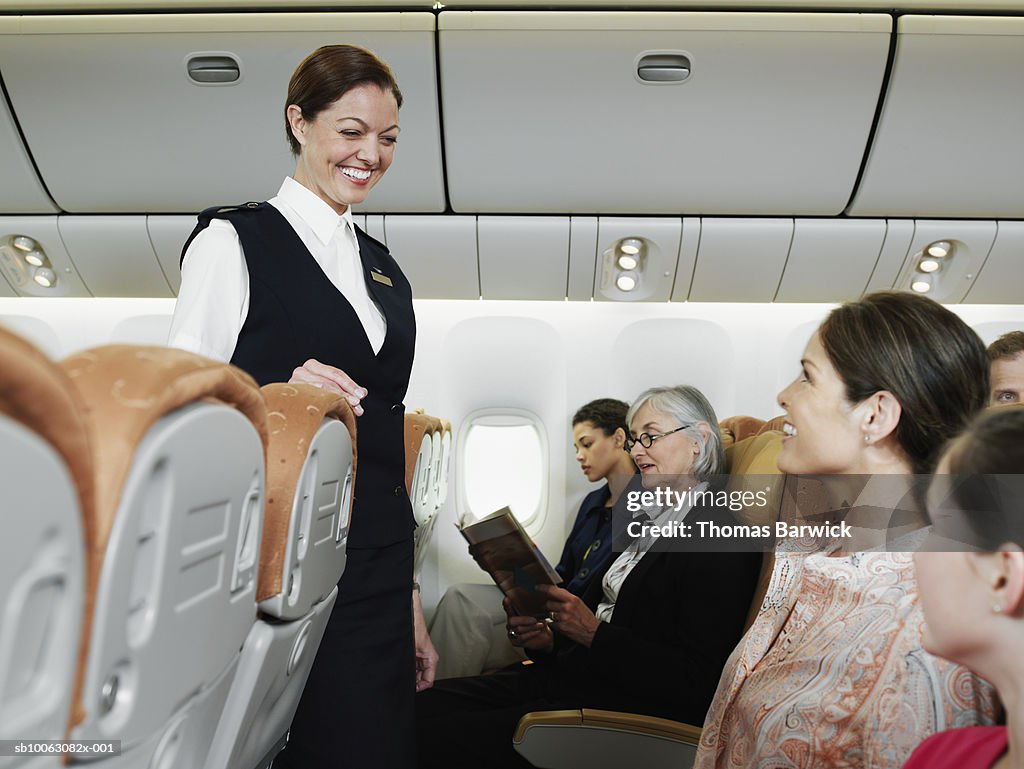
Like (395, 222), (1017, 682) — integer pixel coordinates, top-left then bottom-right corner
(438, 11), (891, 215)
(849, 16), (1024, 218)
(0, 13), (443, 214)
(0, 94), (56, 214)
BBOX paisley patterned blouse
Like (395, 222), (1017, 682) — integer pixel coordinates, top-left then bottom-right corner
(694, 533), (998, 769)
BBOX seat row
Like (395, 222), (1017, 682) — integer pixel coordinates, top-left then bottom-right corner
(0, 326), (446, 769)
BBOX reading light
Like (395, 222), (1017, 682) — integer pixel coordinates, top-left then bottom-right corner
(33, 267), (56, 288)
(911, 276), (931, 294)
(926, 241), (952, 259)
(13, 236), (36, 252)
(918, 258), (941, 274)
(619, 238), (643, 256)
(616, 274), (637, 292)
(617, 254), (638, 271)
(24, 251), (45, 267)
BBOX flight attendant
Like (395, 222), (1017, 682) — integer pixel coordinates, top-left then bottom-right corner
(168, 45), (433, 768)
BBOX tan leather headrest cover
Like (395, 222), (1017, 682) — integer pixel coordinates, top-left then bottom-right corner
(258, 383), (356, 601)
(758, 415), (788, 435)
(720, 415), (766, 447)
(59, 344), (267, 729)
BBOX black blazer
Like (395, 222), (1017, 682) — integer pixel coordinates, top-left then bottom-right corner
(544, 502), (762, 726)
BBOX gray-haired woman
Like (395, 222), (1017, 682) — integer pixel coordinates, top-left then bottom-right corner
(416, 384), (760, 769)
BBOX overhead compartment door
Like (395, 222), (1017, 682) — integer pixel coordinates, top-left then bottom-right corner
(849, 16), (1024, 218)
(0, 13), (443, 213)
(0, 88), (55, 213)
(439, 11), (891, 215)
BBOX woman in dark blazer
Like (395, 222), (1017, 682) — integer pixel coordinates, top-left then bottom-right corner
(168, 45), (432, 769)
(416, 385), (761, 768)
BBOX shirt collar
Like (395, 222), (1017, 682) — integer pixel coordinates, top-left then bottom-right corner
(278, 176), (355, 247)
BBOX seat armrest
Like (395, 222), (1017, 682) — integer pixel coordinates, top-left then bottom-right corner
(513, 708), (701, 769)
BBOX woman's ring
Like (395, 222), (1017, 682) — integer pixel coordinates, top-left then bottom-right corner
(551, 611), (558, 622)
(508, 629), (517, 639)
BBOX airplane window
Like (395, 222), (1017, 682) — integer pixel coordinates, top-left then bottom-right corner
(460, 411), (546, 527)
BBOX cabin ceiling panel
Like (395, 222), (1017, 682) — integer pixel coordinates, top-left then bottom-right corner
(566, 217), (598, 301)
(0, 87), (56, 214)
(147, 216), (198, 295)
(688, 218), (793, 302)
(775, 219), (886, 302)
(478, 217), (570, 300)
(863, 219), (915, 295)
(439, 11), (890, 215)
(384, 215), (479, 300)
(59, 216), (173, 297)
(849, 16), (1024, 218)
(0, 13), (443, 214)
(963, 221), (1024, 304)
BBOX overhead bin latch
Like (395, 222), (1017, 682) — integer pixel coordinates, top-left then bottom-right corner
(186, 53), (242, 85)
(636, 52), (691, 84)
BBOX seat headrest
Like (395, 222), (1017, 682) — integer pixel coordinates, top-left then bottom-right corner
(257, 383), (356, 601)
(404, 413), (438, 494)
(758, 415), (788, 435)
(719, 415), (766, 449)
(58, 344), (267, 730)
(725, 431), (784, 528)
(0, 326), (95, 529)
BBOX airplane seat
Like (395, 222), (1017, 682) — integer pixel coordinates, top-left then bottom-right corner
(404, 413), (437, 527)
(0, 327), (90, 769)
(512, 430), (795, 769)
(437, 419), (453, 509)
(718, 415), (765, 449)
(406, 414), (441, 575)
(758, 414), (788, 435)
(58, 344), (268, 769)
(204, 383), (357, 769)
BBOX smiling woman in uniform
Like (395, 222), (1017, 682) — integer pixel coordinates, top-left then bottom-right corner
(168, 44), (432, 769)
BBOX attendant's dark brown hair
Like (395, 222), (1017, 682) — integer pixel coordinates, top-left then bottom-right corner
(819, 291), (989, 475)
(285, 45), (403, 156)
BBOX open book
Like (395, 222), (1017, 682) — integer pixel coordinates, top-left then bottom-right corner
(458, 507), (563, 619)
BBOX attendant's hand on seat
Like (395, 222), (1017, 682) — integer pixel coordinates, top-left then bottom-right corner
(539, 585), (602, 648)
(413, 589), (439, 692)
(503, 597), (554, 653)
(289, 359), (367, 416)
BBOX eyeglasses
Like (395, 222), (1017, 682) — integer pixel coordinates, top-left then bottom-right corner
(623, 424), (694, 452)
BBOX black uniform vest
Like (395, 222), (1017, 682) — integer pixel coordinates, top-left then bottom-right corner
(182, 202), (416, 548)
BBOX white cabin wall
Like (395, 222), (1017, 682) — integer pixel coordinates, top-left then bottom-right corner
(5, 296), (1024, 614)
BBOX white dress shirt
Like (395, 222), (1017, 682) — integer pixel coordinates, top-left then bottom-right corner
(168, 177), (386, 362)
(595, 481), (707, 622)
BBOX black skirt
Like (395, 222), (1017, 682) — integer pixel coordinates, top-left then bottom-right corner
(274, 538), (415, 769)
